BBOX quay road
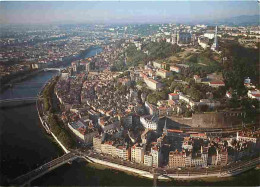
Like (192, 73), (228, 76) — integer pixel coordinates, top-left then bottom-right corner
(75, 149), (260, 178)
(74, 149), (151, 172)
(156, 157), (260, 177)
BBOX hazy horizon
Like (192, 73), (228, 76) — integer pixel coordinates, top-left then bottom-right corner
(0, 1), (259, 25)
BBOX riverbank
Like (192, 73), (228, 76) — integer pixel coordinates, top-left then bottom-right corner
(79, 153), (260, 181)
(31, 159), (260, 186)
(37, 76), (73, 153)
(0, 45), (102, 92)
(87, 161), (260, 186)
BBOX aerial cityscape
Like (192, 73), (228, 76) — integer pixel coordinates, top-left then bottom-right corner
(0, 1), (259, 186)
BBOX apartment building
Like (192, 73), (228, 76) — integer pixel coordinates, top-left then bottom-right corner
(216, 149), (228, 166)
(140, 115), (158, 130)
(144, 77), (162, 90)
(170, 65), (181, 73)
(93, 135), (102, 152)
(209, 81), (225, 88)
(168, 150), (186, 168)
(151, 146), (161, 168)
(168, 93), (179, 100)
(144, 153), (153, 166)
(101, 141), (114, 155)
(68, 120), (98, 144)
(156, 69), (172, 78)
(145, 101), (159, 116)
(131, 144), (145, 164)
(236, 131), (259, 144)
(116, 145), (131, 160)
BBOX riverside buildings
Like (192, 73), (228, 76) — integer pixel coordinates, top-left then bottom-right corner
(168, 150), (186, 168)
(131, 144), (145, 163)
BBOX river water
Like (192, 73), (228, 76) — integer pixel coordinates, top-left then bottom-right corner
(0, 47), (108, 185)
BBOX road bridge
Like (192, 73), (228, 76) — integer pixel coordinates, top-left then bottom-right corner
(9, 149), (260, 186)
(44, 68), (65, 72)
(0, 97), (37, 108)
(10, 152), (78, 186)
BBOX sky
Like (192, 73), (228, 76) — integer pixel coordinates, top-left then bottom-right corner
(0, 1), (259, 24)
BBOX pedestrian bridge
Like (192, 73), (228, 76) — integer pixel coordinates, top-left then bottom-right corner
(0, 97), (37, 108)
(10, 152), (78, 186)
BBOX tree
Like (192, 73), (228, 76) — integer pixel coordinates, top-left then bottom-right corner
(136, 80), (145, 87)
(184, 110), (192, 117)
(156, 90), (168, 100)
(222, 43), (259, 96)
(147, 93), (158, 105)
(170, 82), (179, 92)
(144, 41), (181, 60)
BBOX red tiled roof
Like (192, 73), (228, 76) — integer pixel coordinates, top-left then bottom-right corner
(158, 106), (167, 110)
(167, 129), (183, 133)
(169, 93), (179, 96)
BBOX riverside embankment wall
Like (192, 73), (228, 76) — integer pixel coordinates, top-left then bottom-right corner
(84, 156), (168, 180)
(83, 156), (260, 180)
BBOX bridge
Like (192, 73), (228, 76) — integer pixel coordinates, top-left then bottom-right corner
(10, 152), (78, 186)
(44, 68), (66, 72)
(9, 82), (47, 86)
(9, 148), (260, 186)
(0, 97), (37, 108)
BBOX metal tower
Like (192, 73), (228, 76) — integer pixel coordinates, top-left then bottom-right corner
(211, 26), (218, 51)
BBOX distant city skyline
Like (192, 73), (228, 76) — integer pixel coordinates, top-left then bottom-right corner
(0, 1), (259, 24)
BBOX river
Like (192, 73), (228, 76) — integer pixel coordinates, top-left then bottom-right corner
(0, 47), (106, 184)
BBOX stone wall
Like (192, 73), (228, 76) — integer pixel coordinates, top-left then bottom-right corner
(170, 112), (243, 128)
(191, 112), (242, 128)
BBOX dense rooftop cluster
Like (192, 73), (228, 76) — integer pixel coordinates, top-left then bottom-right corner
(31, 22), (260, 172)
